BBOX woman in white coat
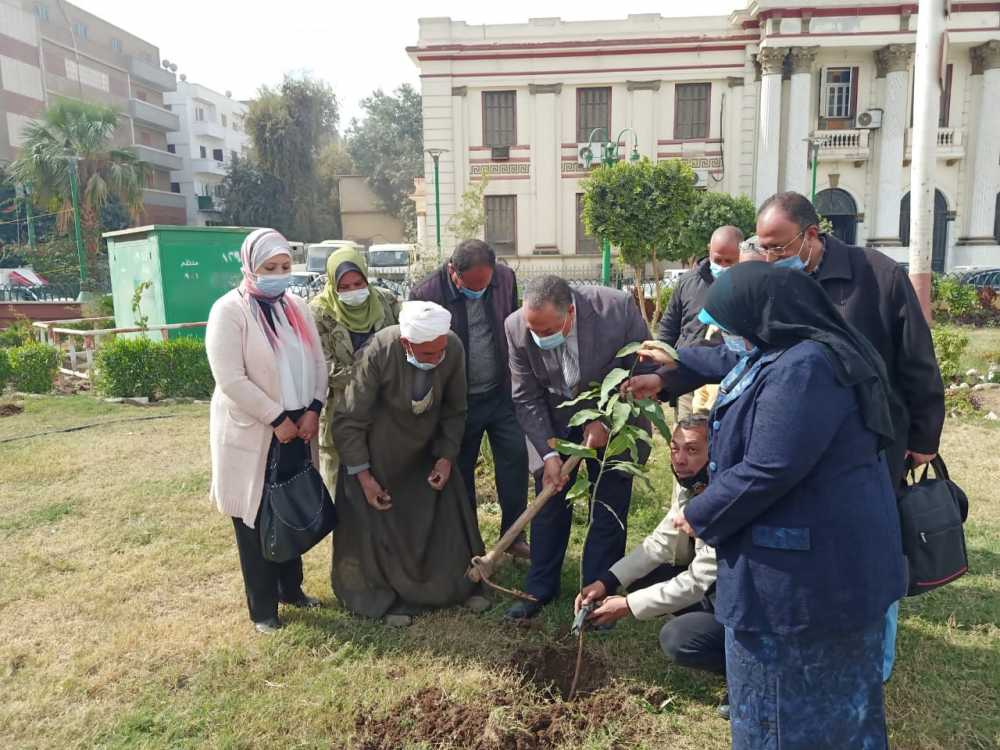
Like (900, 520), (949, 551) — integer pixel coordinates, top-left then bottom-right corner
(206, 228), (329, 633)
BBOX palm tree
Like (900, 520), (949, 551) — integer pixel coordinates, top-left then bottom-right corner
(9, 99), (147, 268)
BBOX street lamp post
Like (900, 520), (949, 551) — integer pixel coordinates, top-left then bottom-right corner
(14, 182), (37, 250)
(66, 155), (89, 301)
(582, 128), (641, 286)
(426, 148), (447, 262)
(804, 136), (826, 203)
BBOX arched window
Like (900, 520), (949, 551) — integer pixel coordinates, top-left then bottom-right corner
(815, 188), (858, 245)
(900, 190), (949, 273)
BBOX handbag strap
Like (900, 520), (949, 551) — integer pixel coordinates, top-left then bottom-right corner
(268, 439), (313, 484)
(905, 454), (950, 485)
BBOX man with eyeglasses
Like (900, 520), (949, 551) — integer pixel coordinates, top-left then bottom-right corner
(750, 191), (943, 489)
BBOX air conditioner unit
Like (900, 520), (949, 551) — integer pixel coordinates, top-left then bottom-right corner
(491, 146), (510, 161)
(692, 169), (709, 188)
(855, 109), (883, 129)
(577, 142), (596, 168)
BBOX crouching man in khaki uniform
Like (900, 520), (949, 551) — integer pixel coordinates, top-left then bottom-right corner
(575, 413), (728, 716)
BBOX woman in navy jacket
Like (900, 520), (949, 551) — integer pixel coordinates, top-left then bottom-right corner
(644, 263), (905, 749)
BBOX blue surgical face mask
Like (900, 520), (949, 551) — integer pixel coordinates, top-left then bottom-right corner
(460, 286), (486, 300)
(709, 262), (728, 279)
(722, 332), (757, 357)
(531, 330), (566, 350)
(773, 254), (806, 272)
(255, 273), (291, 297)
(406, 347), (445, 371)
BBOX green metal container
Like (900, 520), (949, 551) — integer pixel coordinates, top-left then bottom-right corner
(103, 225), (254, 339)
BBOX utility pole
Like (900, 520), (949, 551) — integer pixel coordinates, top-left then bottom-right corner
(909, 0), (946, 322)
(67, 155), (89, 301)
(23, 183), (36, 250)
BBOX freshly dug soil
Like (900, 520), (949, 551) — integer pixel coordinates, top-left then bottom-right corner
(353, 684), (637, 750)
(508, 642), (610, 700)
(0, 403), (24, 417)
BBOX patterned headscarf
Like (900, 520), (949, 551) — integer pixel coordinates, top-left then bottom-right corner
(238, 228), (314, 351)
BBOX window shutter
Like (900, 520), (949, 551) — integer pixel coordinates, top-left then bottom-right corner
(939, 64), (953, 128)
(849, 66), (860, 119)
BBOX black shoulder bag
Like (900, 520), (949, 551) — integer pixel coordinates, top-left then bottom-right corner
(259, 444), (337, 563)
(898, 456), (969, 596)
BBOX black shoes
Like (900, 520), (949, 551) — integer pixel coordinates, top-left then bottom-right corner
(503, 600), (543, 622)
(717, 692), (730, 721)
(254, 617), (282, 634)
(285, 594), (322, 609)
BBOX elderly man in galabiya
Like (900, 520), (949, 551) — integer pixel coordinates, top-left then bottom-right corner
(330, 300), (487, 627)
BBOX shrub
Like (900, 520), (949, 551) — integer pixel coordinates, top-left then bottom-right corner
(9, 342), (59, 393)
(0, 319), (33, 348)
(160, 338), (214, 398)
(932, 276), (979, 320)
(94, 337), (163, 398)
(0, 348), (11, 388)
(658, 284), (674, 312)
(94, 335), (215, 399)
(931, 326), (970, 383)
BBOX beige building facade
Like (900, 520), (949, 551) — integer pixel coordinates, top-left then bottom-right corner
(0, 0), (185, 223)
(338, 175), (405, 246)
(409, 2), (1000, 272)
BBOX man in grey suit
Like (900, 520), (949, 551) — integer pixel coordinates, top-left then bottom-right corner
(503, 275), (652, 621)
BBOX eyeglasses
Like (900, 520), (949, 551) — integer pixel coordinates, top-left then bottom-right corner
(756, 230), (807, 260)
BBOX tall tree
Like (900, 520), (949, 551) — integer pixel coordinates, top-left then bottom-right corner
(245, 74), (339, 241)
(219, 155), (293, 236)
(680, 192), (756, 265)
(346, 84), (423, 239)
(9, 99), (146, 283)
(582, 158), (699, 327)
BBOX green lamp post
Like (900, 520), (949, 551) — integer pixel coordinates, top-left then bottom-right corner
(66, 154), (90, 301)
(582, 128), (641, 286)
(804, 136), (826, 203)
(426, 148), (447, 262)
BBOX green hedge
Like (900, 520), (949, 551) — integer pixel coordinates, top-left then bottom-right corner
(9, 343), (59, 394)
(95, 336), (214, 399)
(0, 348), (10, 388)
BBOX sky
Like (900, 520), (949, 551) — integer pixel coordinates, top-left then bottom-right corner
(74, 0), (738, 127)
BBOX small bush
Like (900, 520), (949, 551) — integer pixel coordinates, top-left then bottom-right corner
(931, 326), (970, 383)
(0, 319), (34, 349)
(933, 276), (980, 320)
(658, 284), (674, 312)
(0, 348), (11, 388)
(94, 335), (214, 399)
(160, 338), (214, 398)
(94, 337), (163, 398)
(9, 343), (59, 394)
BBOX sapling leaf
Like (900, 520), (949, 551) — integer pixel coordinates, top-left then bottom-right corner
(558, 387), (600, 409)
(598, 368), (629, 409)
(594, 498), (626, 531)
(611, 461), (653, 492)
(606, 430), (635, 459)
(642, 401), (672, 440)
(615, 341), (642, 358)
(568, 409), (604, 427)
(611, 401), (631, 435)
(566, 470), (591, 502)
(549, 439), (597, 458)
(642, 339), (679, 359)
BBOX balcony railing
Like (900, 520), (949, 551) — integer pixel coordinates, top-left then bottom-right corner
(131, 145), (183, 172)
(128, 57), (177, 92)
(191, 158), (226, 176)
(191, 120), (227, 140)
(813, 129), (871, 161)
(129, 98), (179, 132)
(904, 127), (965, 161)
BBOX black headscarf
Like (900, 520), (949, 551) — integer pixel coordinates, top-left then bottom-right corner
(703, 263), (896, 448)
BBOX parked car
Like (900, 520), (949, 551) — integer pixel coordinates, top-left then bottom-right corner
(305, 240), (365, 274)
(965, 268), (1000, 291)
(367, 243), (414, 282)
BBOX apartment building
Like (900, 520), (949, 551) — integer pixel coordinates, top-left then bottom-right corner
(408, 2), (1000, 272)
(165, 79), (249, 226)
(0, 0), (185, 223)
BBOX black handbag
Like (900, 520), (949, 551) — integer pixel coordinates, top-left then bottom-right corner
(898, 456), (969, 597)
(259, 443), (337, 563)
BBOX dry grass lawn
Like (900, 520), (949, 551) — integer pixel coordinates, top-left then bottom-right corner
(1, 390), (998, 749)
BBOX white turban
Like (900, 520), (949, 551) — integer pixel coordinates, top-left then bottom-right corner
(399, 300), (452, 343)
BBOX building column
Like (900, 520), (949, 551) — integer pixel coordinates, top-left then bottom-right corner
(960, 41), (1000, 244)
(784, 47), (819, 195)
(529, 83), (561, 254)
(870, 44), (915, 246)
(755, 46), (788, 207)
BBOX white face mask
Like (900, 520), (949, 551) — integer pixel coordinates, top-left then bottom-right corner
(338, 287), (370, 307)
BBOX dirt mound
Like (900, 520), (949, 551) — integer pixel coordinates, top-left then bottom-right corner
(508, 643), (609, 700)
(0, 403), (24, 417)
(353, 685), (636, 750)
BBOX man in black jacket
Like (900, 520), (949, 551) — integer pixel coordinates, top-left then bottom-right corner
(409, 240), (529, 558)
(657, 225), (742, 418)
(752, 191), (945, 486)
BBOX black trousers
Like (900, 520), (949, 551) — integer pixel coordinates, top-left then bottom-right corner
(232, 433), (308, 623)
(628, 563), (726, 677)
(456, 387), (529, 537)
(524, 426), (637, 603)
